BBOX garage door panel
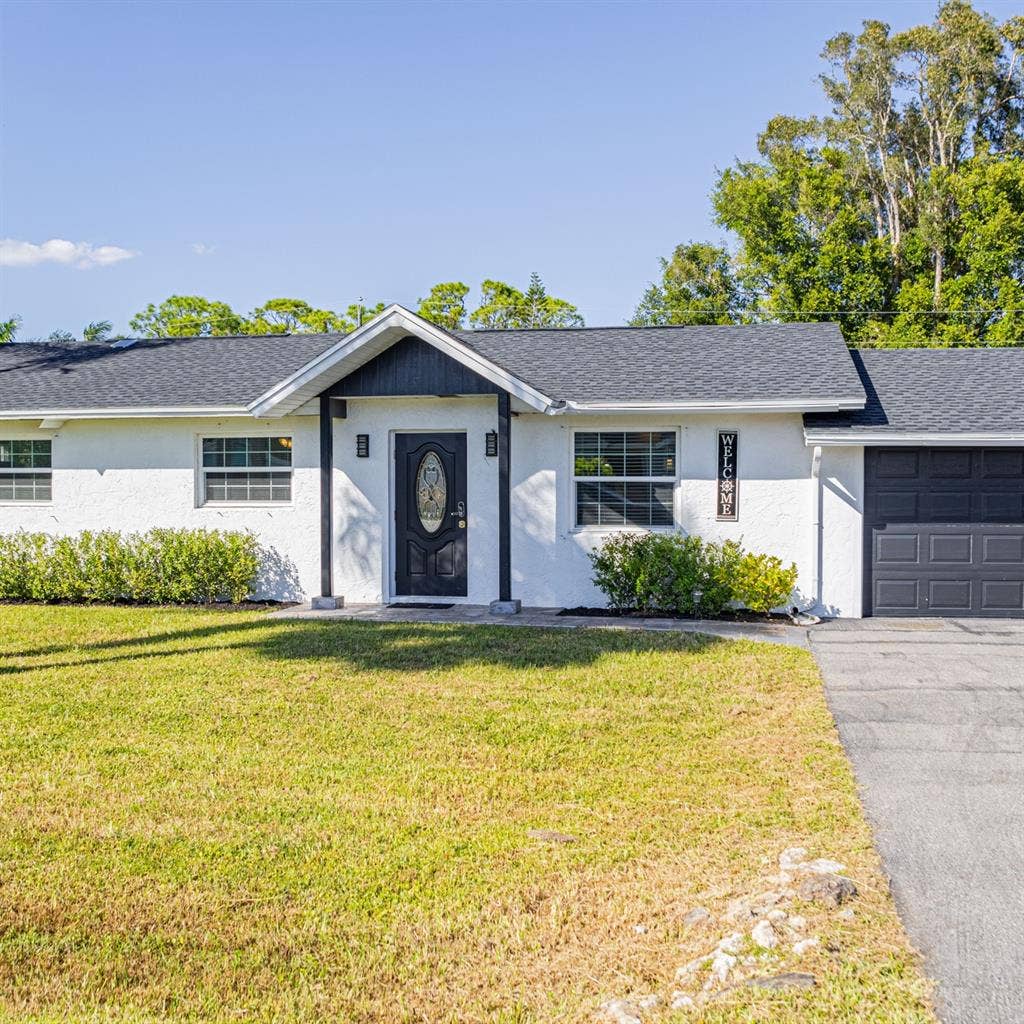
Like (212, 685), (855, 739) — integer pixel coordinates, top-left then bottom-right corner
(928, 533), (972, 564)
(927, 579), (972, 611)
(865, 448), (1024, 618)
(981, 450), (1024, 478)
(876, 532), (919, 564)
(875, 578), (920, 611)
(924, 491), (972, 521)
(929, 450), (972, 477)
(876, 491), (919, 520)
(983, 535), (1024, 564)
(981, 580), (1024, 611)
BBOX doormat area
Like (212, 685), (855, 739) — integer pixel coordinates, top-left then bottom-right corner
(387, 602), (455, 610)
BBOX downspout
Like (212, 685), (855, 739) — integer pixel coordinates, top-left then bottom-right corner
(809, 445), (823, 612)
(790, 445), (824, 624)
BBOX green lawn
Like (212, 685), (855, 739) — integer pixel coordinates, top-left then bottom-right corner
(0, 607), (932, 1023)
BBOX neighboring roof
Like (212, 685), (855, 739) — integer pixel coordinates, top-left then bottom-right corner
(454, 322), (865, 409)
(804, 348), (1024, 442)
(0, 334), (338, 414)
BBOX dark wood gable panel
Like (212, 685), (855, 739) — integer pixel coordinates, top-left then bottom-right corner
(329, 335), (501, 398)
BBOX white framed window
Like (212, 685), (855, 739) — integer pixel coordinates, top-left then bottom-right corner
(573, 430), (676, 527)
(0, 439), (52, 502)
(200, 436), (293, 504)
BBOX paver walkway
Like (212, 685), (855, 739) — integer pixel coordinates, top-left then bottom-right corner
(270, 602), (810, 647)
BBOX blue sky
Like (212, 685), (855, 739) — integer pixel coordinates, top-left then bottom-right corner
(1, 0), (1017, 338)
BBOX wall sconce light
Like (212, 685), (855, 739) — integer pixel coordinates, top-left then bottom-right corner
(356, 434), (369, 458)
(485, 431), (498, 457)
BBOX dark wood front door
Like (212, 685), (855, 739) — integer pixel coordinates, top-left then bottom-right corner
(394, 433), (468, 597)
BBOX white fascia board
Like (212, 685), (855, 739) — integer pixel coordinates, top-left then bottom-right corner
(561, 396), (866, 415)
(0, 406), (251, 421)
(246, 305), (555, 417)
(804, 431), (1024, 446)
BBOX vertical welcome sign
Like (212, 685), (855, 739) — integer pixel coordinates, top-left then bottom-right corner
(716, 430), (739, 521)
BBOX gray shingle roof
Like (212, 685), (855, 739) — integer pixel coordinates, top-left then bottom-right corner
(456, 323), (863, 405)
(0, 334), (338, 411)
(804, 348), (1024, 436)
(0, 321), (862, 413)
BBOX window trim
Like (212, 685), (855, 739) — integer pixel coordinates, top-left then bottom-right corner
(0, 437), (54, 505)
(195, 431), (295, 508)
(570, 427), (679, 532)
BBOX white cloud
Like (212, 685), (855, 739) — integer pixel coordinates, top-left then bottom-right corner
(0, 237), (138, 270)
(191, 242), (216, 256)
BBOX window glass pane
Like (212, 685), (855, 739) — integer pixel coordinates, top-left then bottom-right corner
(574, 432), (675, 479)
(0, 440), (51, 469)
(0, 471), (51, 501)
(651, 483), (674, 525)
(203, 437), (292, 469)
(651, 432), (675, 475)
(204, 470), (291, 503)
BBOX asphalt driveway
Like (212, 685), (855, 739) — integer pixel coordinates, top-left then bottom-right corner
(810, 619), (1024, 1024)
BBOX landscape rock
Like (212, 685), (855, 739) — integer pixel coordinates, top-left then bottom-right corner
(792, 937), (820, 955)
(706, 951), (738, 987)
(798, 872), (858, 909)
(767, 909), (788, 923)
(598, 995), (659, 1024)
(787, 914), (807, 931)
(633, 923), (648, 935)
(799, 857), (846, 875)
(723, 890), (789, 922)
(750, 919), (779, 949)
(746, 972), (817, 991)
(683, 906), (711, 926)
(669, 991), (695, 1010)
(527, 828), (576, 843)
(838, 908), (856, 921)
(779, 847), (808, 871)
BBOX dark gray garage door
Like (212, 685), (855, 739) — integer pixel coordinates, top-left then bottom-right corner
(864, 447), (1024, 617)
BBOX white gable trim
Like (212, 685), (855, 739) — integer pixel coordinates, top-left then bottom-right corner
(246, 305), (555, 417)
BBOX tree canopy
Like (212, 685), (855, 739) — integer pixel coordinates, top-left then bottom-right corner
(636, 1), (1024, 345)
(469, 273), (584, 329)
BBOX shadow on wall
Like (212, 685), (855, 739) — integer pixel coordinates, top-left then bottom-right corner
(257, 545), (304, 602)
(0, 615), (727, 676)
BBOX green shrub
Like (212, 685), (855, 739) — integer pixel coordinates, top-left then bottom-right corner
(589, 531), (797, 616)
(0, 528), (260, 605)
(732, 551), (799, 614)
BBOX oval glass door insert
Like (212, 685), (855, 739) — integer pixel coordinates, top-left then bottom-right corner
(415, 451), (446, 532)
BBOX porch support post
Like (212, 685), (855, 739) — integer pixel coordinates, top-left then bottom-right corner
(312, 393), (343, 610)
(490, 389), (520, 614)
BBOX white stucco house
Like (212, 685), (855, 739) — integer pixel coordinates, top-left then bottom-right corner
(1, 305), (1022, 617)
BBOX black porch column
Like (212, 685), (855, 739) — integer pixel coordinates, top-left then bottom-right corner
(491, 390), (520, 613)
(313, 395), (345, 610)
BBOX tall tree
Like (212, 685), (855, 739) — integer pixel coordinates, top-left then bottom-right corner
(245, 298), (346, 335)
(469, 274), (584, 329)
(130, 296), (243, 337)
(0, 316), (20, 344)
(630, 242), (749, 325)
(83, 320), (113, 343)
(655, 1), (1024, 346)
(417, 282), (469, 330)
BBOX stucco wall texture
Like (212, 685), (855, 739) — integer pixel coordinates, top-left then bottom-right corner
(0, 405), (864, 614)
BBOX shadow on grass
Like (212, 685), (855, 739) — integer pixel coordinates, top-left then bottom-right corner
(1, 611), (726, 676)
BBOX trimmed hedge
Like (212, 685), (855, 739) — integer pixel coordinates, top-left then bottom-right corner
(589, 531), (798, 616)
(0, 528), (259, 604)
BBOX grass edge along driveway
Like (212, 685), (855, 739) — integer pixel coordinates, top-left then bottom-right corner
(0, 606), (934, 1023)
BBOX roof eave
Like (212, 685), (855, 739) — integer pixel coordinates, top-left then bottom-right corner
(803, 430), (1024, 446)
(561, 396), (866, 415)
(0, 405), (253, 421)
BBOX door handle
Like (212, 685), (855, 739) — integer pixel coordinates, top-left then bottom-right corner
(450, 501), (466, 518)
